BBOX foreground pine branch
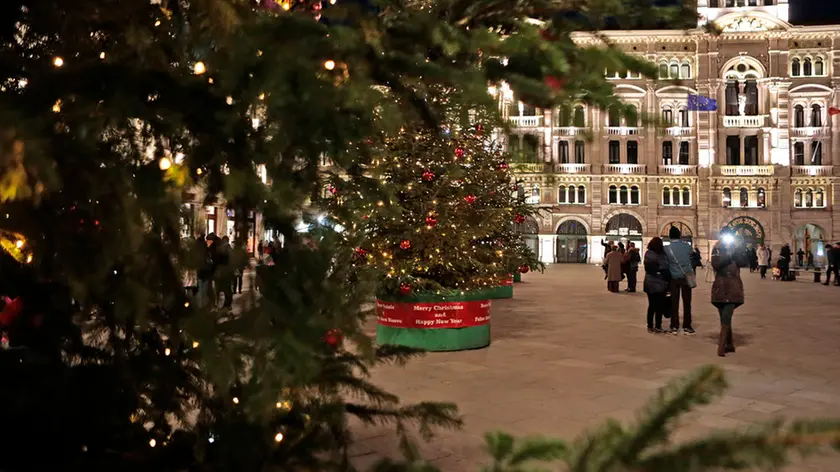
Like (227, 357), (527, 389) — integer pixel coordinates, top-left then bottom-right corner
(378, 366), (840, 472)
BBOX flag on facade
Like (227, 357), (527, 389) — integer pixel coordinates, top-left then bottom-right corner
(828, 107), (840, 116)
(687, 94), (717, 111)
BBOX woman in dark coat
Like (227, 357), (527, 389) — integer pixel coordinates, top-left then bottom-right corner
(711, 241), (749, 357)
(643, 237), (670, 333)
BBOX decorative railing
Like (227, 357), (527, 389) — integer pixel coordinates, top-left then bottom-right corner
(554, 163), (591, 174)
(666, 127), (693, 137)
(603, 164), (646, 175)
(508, 116), (543, 127)
(555, 126), (586, 136)
(510, 162), (546, 173)
(658, 165), (697, 176)
(790, 127), (829, 138)
(791, 165), (833, 177)
(717, 165), (774, 176)
(605, 126), (641, 136)
(722, 115), (766, 128)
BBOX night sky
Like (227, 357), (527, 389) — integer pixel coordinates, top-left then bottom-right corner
(791, 0), (840, 25)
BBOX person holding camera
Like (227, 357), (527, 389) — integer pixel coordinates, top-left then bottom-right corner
(711, 240), (749, 357)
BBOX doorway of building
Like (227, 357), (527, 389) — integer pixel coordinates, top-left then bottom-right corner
(794, 223), (827, 267)
(661, 221), (694, 245)
(721, 216), (765, 250)
(555, 220), (588, 263)
(604, 213), (643, 249)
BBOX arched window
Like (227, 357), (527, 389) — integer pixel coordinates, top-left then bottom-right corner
(627, 105), (638, 127)
(794, 105), (805, 128)
(619, 185), (629, 205)
(794, 188), (803, 207)
(662, 141), (673, 165)
(673, 186), (681, 205)
(791, 58), (801, 77)
(558, 141), (570, 163)
(568, 185), (577, 204)
(739, 187), (749, 207)
(558, 185), (567, 203)
(662, 186), (671, 206)
(804, 58), (813, 76)
(662, 108), (673, 125)
(578, 185), (586, 204)
(681, 62), (691, 79)
(812, 141), (823, 165)
(678, 108), (689, 127)
(630, 186), (640, 205)
(609, 185), (618, 204)
(757, 187), (766, 208)
(608, 107), (621, 127)
(816, 188), (825, 207)
(670, 62), (679, 79)
(805, 189), (814, 207)
(573, 106), (586, 127)
(659, 62), (669, 79)
(815, 57), (825, 76)
(678, 141), (690, 165)
(682, 187), (691, 206)
(722, 187), (732, 208)
(794, 141), (805, 165)
(811, 104), (822, 127)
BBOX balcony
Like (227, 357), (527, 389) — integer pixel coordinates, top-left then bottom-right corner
(717, 165), (774, 176)
(603, 164), (646, 175)
(605, 126), (641, 136)
(554, 163), (591, 174)
(790, 127), (829, 138)
(510, 162), (547, 173)
(555, 126), (586, 136)
(791, 165), (833, 177)
(508, 116), (543, 128)
(659, 165), (697, 176)
(722, 115), (767, 128)
(666, 127), (693, 137)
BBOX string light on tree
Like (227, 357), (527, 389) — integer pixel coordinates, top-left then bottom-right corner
(193, 61), (206, 75)
(274, 432), (284, 443)
(159, 156), (172, 170)
(324, 60), (336, 71)
(53, 57), (64, 67)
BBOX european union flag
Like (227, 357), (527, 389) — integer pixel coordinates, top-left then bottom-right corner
(687, 94), (717, 112)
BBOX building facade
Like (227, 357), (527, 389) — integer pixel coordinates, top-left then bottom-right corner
(508, 0), (840, 265)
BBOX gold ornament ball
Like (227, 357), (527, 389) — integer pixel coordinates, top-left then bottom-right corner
(324, 60), (336, 71)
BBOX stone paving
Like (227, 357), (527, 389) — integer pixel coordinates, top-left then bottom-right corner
(351, 264), (840, 471)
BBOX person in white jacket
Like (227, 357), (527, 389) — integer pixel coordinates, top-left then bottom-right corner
(757, 244), (771, 279)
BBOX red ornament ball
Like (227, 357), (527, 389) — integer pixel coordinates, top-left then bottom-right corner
(324, 328), (344, 348)
(498, 161), (510, 171)
(544, 75), (566, 91)
(328, 185), (338, 195)
(355, 247), (368, 257)
(425, 215), (438, 227)
(519, 265), (530, 274)
(454, 147), (466, 159)
(399, 239), (411, 250)
(422, 170), (435, 182)
(464, 194), (477, 204)
(475, 124), (484, 134)
(514, 214), (526, 224)
(399, 283), (412, 295)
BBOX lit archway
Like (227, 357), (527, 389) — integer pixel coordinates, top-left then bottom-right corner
(555, 219), (588, 264)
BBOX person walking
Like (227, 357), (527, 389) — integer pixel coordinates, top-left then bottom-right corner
(748, 247), (758, 273)
(824, 243), (840, 286)
(625, 242), (641, 293)
(691, 247), (703, 271)
(214, 236), (234, 309)
(711, 241), (749, 357)
(807, 250), (814, 269)
(756, 243), (770, 279)
(605, 246), (624, 292)
(665, 227), (695, 335)
(643, 237), (670, 333)
(796, 248), (805, 267)
(197, 234), (217, 308)
(780, 243), (792, 281)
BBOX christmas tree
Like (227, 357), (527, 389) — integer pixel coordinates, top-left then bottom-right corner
(325, 112), (541, 299)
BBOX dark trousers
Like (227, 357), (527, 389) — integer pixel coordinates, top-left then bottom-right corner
(826, 265), (840, 285)
(607, 281), (619, 292)
(669, 278), (693, 329)
(232, 272), (244, 294)
(646, 292), (666, 329)
(759, 265), (768, 279)
(626, 270), (638, 292)
(219, 276), (234, 308)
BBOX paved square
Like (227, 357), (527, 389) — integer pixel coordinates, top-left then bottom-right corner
(352, 265), (840, 471)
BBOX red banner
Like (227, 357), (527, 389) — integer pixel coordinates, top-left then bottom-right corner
(499, 276), (513, 286)
(376, 299), (491, 329)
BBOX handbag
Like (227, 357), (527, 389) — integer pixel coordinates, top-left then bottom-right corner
(666, 246), (697, 289)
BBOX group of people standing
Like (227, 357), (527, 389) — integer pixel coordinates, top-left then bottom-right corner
(602, 240), (642, 293)
(195, 233), (245, 309)
(603, 226), (748, 357)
